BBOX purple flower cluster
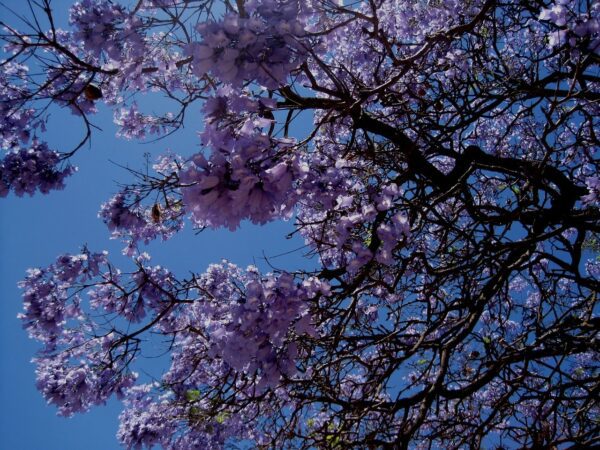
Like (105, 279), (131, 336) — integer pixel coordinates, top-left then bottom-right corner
(100, 192), (146, 233)
(117, 381), (256, 450)
(117, 385), (180, 450)
(35, 355), (136, 417)
(193, 264), (319, 391)
(296, 138), (413, 275)
(0, 142), (75, 197)
(19, 250), (137, 415)
(581, 176), (600, 206)
(114, 103), (175, 140)
(0, 63), (38, 149)
(18, 251), (99, 342)
(538, 0), (600, 53)
(86, 261), (174, 325)
(185, 1), (306, 87)
(69, 0), (146, 62)
(176, 87), (310, 230)
(99, 191), (184, 254)
(376, 212), (411, 265)
(18, 254), (90, 343)
(84, 253), (177, 329)
(539, 1), (570, 27)
(180, 116), (306, 230)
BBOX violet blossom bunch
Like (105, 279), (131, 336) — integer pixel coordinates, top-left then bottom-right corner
(179, 139), (305, 230)
(99, 190), (184, 255)
(538, 0), (600, 53)
(20, 249), (323, 447)
(19, 250), (137, 416)
(0, 62), (40, 149)
(69, 0), (146, 62)
(185, 0), (307, 88)
(0, 141), (75, 197)
(179, 90), (307, 230)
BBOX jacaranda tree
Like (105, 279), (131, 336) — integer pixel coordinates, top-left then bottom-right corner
(2, 0), (599, 447)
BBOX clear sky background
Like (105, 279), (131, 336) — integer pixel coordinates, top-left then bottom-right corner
(0, 2), (312, 448)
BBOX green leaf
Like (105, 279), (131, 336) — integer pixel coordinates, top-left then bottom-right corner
(186, 389), (200, 402)
(363, 229), (372, 247)
(215, 412), (229, 424)
(325, 434), (341, 447)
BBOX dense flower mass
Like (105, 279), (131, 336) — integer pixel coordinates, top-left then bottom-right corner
(179, 136), (305, 230)
(0, 142), (75, 197)
(99, 190), (184, 254)
(18, 250), (137, 415)
(19, 250), (322, 445)
(185, 1), (307, 88)
(69, 0), (146, 62)
(191, 266), (318, 390)
(4, 0), (600, 448)
(538, 0), (600, 52)
(176, 85), (309, 230)
(0, 62), (39, 149)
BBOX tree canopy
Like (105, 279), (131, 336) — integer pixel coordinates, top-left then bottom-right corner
(2, 0), (599, 448)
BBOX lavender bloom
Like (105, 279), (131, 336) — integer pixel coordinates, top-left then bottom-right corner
(179, 130), (305, 230)
(0, 142), (75, 197)
(99, 191), (184, 253)
(582, 176), (600, 206)
(185, 2), (306, 88)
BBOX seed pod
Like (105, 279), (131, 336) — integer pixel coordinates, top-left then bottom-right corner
(83, 84), (103, 101)
(151, 203), (161, 223)
(468, 351), (480, 359)
(462, 366), (474, 376)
